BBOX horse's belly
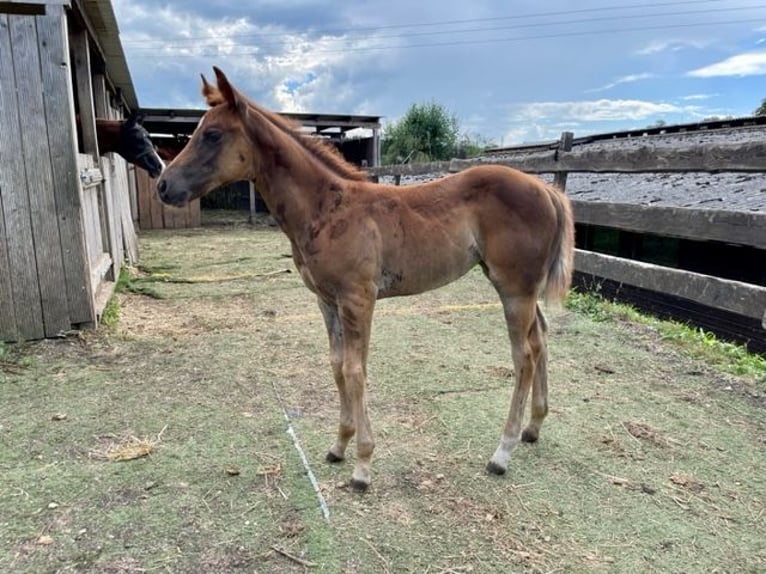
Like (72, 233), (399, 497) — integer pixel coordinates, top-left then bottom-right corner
(377, 242), (479, 298)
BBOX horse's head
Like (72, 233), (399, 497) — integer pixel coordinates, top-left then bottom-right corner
(119, 113), (165, 179)
(157, 68), (253, 207)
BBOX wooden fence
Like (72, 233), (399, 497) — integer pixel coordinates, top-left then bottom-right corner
(368, 135), (766, 340)
(135, 168), (201, 230)
(0, 2), (139, 342)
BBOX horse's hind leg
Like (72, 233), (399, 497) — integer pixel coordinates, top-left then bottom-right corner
(318, 299), (355, 463)
(487, 294), (542, 475)
(521, 304), (549, 444)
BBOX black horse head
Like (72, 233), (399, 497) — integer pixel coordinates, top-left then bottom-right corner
(117, 112), (165, 178)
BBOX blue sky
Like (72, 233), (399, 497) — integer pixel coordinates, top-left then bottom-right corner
(113, 0), (766, 145)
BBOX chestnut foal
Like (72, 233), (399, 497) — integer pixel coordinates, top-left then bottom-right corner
(157, 68), (574, 492)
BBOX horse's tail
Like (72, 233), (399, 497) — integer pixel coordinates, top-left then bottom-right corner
(542, 184), (575, 304)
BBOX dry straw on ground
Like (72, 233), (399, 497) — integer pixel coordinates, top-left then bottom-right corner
(90, 425), (167, 462)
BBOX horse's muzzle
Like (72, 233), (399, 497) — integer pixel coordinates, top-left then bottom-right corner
(156, 178), (189, 207)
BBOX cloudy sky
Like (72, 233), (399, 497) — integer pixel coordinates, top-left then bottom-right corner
(113, 0), (766, 145)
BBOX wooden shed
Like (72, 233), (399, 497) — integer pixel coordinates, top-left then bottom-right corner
(0, 0), (139, 342)
(136, 108), (382, 230)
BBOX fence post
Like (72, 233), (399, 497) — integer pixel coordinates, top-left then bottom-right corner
(249, 181), (257, 225)
(553, 131), (573, 191)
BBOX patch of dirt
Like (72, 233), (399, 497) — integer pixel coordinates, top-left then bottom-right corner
(117, 293), (264, 338)
(623, 421), (673, 448)
(669, 471), (705, 494)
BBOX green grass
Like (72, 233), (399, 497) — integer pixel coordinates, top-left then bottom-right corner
(3, 224), (765, 573)
(566, 290), (766, 383)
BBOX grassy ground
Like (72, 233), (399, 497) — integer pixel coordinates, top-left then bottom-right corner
(1, 215), (764, 573)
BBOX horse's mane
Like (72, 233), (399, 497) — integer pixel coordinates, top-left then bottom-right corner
(204, 81), (368, 182)
(249, 100), (368, 181)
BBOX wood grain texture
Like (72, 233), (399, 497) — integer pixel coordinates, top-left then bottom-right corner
(38, 5), (94, 326)
(1, 14), (44, 339)
(571, 201), (766, 250)
(449, 140), (766, 174)
(575, 249), (766, 320)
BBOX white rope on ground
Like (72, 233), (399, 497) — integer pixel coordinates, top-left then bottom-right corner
(271, 380), (331, 523)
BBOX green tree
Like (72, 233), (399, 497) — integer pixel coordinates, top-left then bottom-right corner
(754, 98), (766, 116)
(381, 101), (459, 164)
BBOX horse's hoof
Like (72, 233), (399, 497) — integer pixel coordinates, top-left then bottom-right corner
(486, 461), (506, 476)
(521, 428), (539, 443)
(325, 451), (344, 464)
(349, 479), (369, 493)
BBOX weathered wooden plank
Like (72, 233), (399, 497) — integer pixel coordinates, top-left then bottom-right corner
(575, 249), (766, 321)
(553, 131), (573, 190)
(163, 198), (187, 229)
(148, 173), (165, 228)
(0, 183), (16, 340)
(71, 28), (98, 155)
(367, 161), (452, 178)
(127, 164), (138, 223)
(78, 154), (103, 268)
(571, 201), (766, 250)
(0, 2), (51, 16)
(135, 168), (153, 229)
(11, 13), (72, 336)
(249, 181), (257, 224)
(573, 273), (766, 353)
(109, 155), (128, 268)
(92, 74), (108, 118)
(99, 156), (119, 280)
(0, 16), (19, 341)
(0, 15), (44, 339)
(117, 163), (139, 264)
(37, 4), (94, 327)
(188, 198), (201, 227)
(449, 140), (766, 174)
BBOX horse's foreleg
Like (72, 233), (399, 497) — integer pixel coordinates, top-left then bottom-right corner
(487, 295), (540, 475)
(521, 304), (549, 444)
(318, 300), (355, 463)
(338, 290), (376, 493)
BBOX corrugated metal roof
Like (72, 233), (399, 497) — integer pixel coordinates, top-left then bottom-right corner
(81, 0), (138, 110)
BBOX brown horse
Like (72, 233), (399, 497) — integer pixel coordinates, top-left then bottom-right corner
(157, 68), (574, 492)
(93, 113), (164, 178)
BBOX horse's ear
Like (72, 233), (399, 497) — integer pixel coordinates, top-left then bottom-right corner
(213, 67), (240, 109)
(201, 73), (224, 107)
(125, 110), (144, 128)
(126, 110), (145, 126)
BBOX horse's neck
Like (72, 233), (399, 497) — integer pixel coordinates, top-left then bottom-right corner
(95, 119), (121, 154)
(247, 106), (341, 233)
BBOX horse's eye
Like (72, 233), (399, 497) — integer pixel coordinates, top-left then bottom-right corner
(203, 129), (222, 144)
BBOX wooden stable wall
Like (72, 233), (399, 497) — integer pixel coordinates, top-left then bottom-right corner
(135, 169), (201, 229)
(0, 5), (94, 340)
(0, 2), (139, 342)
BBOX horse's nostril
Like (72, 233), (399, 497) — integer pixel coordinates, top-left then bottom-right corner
(157, 179), (167, 195)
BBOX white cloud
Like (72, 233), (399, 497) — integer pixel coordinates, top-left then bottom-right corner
(586, 73), (655, 93)
(513, 99), (684, 122)
(681, 93), (717, 101)
(687, 51), (766, 77)
(635, 39), (707, 56)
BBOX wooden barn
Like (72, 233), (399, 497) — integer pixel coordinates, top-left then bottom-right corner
(0, 0), (140, 342)
(136, 108), (382, 230)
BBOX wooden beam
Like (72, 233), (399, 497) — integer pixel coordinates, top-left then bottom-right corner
(249, 181), (257, 225)
(449, 140), (766, 173)
(71, 27), (98, 155)
(574, 249), (766, 322)
(0, 3), (46, 15)
(367, 161), (452, 178)
(571, 201), (766, 250)
(9, 11), (71, 336)
(39, 3), (95, 327)
(553, 131), (573, 190)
